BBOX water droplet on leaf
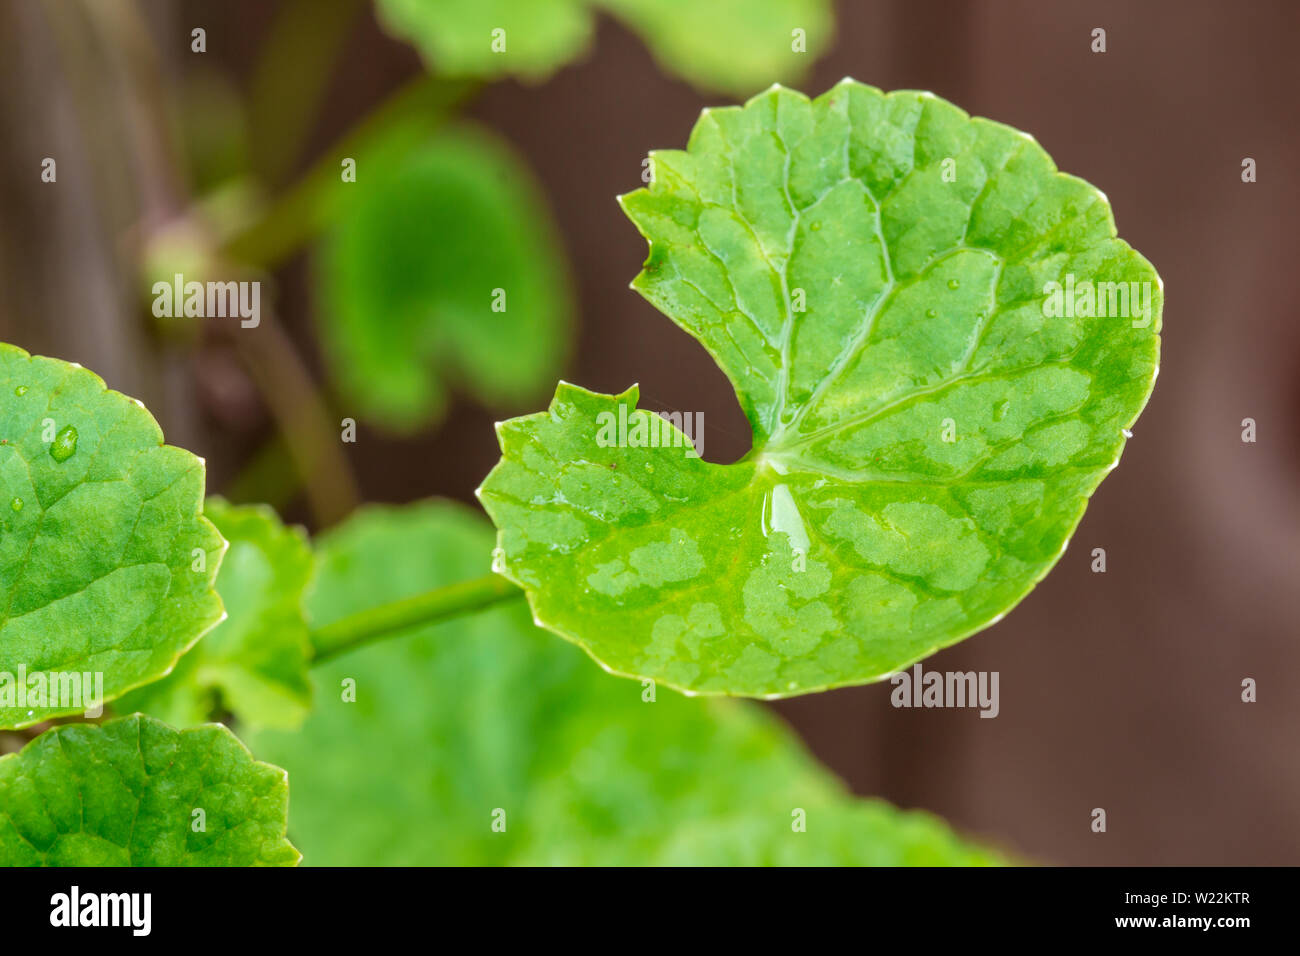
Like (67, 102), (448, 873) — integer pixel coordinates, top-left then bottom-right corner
(49, 425), (78, 463)
(926, 309), (937, 318)
(14, 386), (27, 397)
(10, 498), (21, 512)
(947, 278), (961, 290)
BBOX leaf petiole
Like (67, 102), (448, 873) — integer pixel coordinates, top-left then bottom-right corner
(309, 572), (523, 664)
(222, 74), (478, 268)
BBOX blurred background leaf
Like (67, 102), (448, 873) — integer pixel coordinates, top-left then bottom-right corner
(376, 0), (592, 82)
(599, 0), (832, 94)
(376, 0), (832, 94)
(315, 123), (572, 431)
(119, 498), (315, 731)
(246, 500), (1000, 865)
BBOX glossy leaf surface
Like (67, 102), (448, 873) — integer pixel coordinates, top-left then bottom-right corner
(0, 346), (224, 728)
(479, 82), (1162, 697)
(0, 715), (298, 866)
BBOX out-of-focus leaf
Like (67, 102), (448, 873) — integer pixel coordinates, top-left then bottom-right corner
(0, 345), (224, 729)
(600, 0), (832, 95)
(376, 0), (592, 83)
(374, 0), (832, 95)
(119, 499), (314, 730)
(246, 500), (1000, 866)
(653, 803), (1001, 866)
(0, 715), (299, 866)
(317, 124), (571, 431)
(478, 81), (1162, 698)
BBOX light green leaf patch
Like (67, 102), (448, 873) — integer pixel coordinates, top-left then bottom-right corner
(118, 499), (314, 730)
(0, 714), (298, 866)
(376, 0), (592, 83)
(246, 500), (1000, 866)
(317, 123), (571, 431)
(375, 0), (831, 95)
(478, 81), (1162, 697)
(599, 0), (833, 95)
(0, 345), (225, 728)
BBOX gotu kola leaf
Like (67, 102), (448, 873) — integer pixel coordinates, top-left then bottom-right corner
(478, 81), (1162, 698)
(375, 0), (831, 95)
(117, 499), (314, 730)
(317, 123), (571, 431)
(0, 345), (224, 728)
(246, 500), (999, 865)
(0, 714), (298, 866)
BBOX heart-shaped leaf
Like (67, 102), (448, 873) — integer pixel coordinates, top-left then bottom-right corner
(317, 124), (571, 431)
(0, 714), (298, 866)
(246, 501), (999, 865)
(118, 499), (314, 730)
(0, 345), (224, 728)
(479, 81), (1162, 697)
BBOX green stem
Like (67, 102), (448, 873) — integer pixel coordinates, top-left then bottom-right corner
(248, 0), (367, 188)
(228, 313), (360, 528)
(221, 74), (478, 268)
(310, 573), (524, 664)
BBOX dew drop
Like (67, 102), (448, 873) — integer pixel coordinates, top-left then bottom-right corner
(994, 400), (1010, 422)
(947, 278), (961, 290)
(925, 308), (937, 318)
(49, 425), (78, 463)
(10, 497), (22, 512)
(809, 221), (822, 231)
(14, 386), (27, 397)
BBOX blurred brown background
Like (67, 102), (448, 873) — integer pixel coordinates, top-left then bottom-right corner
(1, 0), (1296, 864)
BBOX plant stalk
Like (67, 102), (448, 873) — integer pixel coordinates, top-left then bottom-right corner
(221, 74), (477, 268)
(310, 573), (524, 664)
(228, 313), (360, 527)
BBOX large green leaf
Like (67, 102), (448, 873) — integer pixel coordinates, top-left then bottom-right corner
(478, 81), (1162, 697)
(317, 124), (571, 431)
(374, 0), (831, 95)
(246, 500), (999, 866)
(118, 499), (314, 730)
(0, 714), (298, 866)
(0, 345), (224, 728)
